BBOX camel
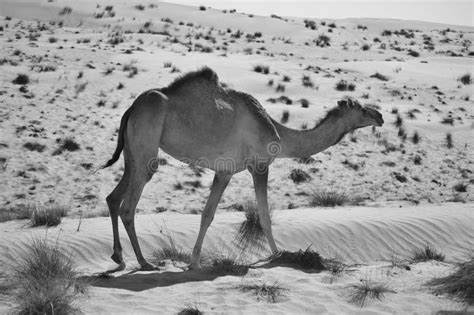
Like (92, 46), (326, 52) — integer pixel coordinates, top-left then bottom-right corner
(102, 67), (383, 271)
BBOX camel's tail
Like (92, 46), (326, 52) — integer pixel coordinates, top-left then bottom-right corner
(101, 106), (133, 169)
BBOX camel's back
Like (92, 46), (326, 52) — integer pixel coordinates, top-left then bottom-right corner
(158, 67), (279, 163)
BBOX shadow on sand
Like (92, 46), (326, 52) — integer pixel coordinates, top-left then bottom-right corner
(83, 267), (249, 292)
(84, 261), (325, 292)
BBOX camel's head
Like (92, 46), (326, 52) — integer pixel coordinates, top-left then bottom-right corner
(337, 98), (384, 128)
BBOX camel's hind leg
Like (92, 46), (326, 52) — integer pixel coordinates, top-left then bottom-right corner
(109, 90), (168, 270)
(106, 165), (130, 270)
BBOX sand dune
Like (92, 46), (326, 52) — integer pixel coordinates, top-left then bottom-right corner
(1, 204), (472, 313)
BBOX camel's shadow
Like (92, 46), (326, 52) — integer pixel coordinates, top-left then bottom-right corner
(83, 262), (324, 292)
(83, 267), (249, 292)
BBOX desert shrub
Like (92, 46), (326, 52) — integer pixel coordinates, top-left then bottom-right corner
(304, 19), (317, 30)
(239, 281), (288, 303)
(207, 253), (248, 275)
(324, 258), (347, 276)
(412, 244), (445, 262)
(395, 114), (404, 128)
(0, 205), (32, 222)
(178, 305), (203, 315)
(301, 75), (314, 87)
(53, 138), (80, 155)
(381, 30), (392, 36)
(328, 22), (336, 28)
(370, 72), (389, 81)
(289, 169), (311, 184)
(412, 131), (420, 144)
(23, 142), (46, 153)
(58, 6), (72, 15)
(453, 183), (467, 193)
(275, 84), (285, 92)
(315, 34), (331, 47)
(458, 73), (472, 85)
(428, 258), (474, 305)
(270, 246), (325, 271)
(282, 75), (291, 82)
(30, 205), (67, 227)
(300, 98), (309, 108)
(253, 64), (269, 74)
(441, 116), (455, 125)
(280, 110), (289, 124)
(12, 74), (30, 85)
(348, 280), (394, 307)
(361, 43), (370, 51)
(152, 229), (191, 264)
(446, 132), (453, 149)
(199, 5), (206, 11)
(408, 49), (420, 57)
(310, 191), (348, 207)
(234, 201), (266, 252)
(9, 238), (87, 314)
(135, 4), (145, 10)
(413, 155), (422, 165)
(117, 82), (124, 90)
(48, 37), (58, 43)
(335, 80), (355, 91)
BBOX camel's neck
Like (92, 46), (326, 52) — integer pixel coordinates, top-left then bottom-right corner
(272, 115), (353, 158)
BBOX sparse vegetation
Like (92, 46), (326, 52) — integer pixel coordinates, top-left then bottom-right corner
(428, 258), (474, 305)
(30, 205), (67, 227)
(152, 228), (191, 264)
(12, 74), (30, 85)
(269, 246), (326, 271)
(412, 131), (420, 144)
(178, 305), (203, 315)
(453, 183), (468, 193)
(310, 191), (349, 207)
(9, 237), (87, 314)
(253, 64), (269, 74)
(53, 138), (80, 155)
(446, 132), (453, 149)
(301, 75), (314, 88)
(458, 73), (472, 85)
(348, 280), (394, 307)
(335, 80), (355, 91)
(315, 34), (331, 47)
(411, 243), (445, 262)
(289, 169), (311, 184)
(23, 142), (46, 153)
(234, 201), (266, 252)
(239, 281), (288, 303)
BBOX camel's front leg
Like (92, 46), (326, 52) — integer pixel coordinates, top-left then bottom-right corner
(190, 173), (232, 269)
(250, 166), (278, 253)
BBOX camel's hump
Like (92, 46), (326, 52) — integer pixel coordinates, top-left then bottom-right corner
(160, 67), (219, 94)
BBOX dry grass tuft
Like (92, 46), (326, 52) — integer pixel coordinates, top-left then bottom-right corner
(411, 244), (445, 262)
(309, 191), (349, 207)
(348, 280), (394, 307)
(239, 281), (289, 303)
(30, 205), (67, 227)
(270, 246), (325, 271)
(9, 238), (87, 314)
(428, 258), (474, 305)
(233, 201), (267, 252)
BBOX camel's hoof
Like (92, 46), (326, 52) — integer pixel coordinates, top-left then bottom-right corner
(188, 263), (201, 270)
(111, 253), (123, 265)
(103, 261), (126, 275)
(140, 262), (160, 271)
